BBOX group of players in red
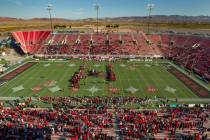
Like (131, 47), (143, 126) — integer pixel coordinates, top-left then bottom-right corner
(106, 64), (117, 81)
(70, 65), (86, 89)
(70, 64), (117, 90)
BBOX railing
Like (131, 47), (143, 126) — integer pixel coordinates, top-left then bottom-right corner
(34, 54), (164, 59)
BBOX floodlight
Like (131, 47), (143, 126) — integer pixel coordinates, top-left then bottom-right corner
(46, 4), (53, 31)
(146, 3), (155, 34)
(94, 3), (100, 34)
(147, 4), (155, 10)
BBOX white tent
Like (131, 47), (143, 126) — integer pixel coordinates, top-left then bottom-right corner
(0, 65), (6, 73)
(1, 52), (6, 56)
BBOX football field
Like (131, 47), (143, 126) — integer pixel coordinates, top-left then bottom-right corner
(0, 60), (199, 98)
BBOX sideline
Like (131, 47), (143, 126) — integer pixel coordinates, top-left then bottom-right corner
(0, 61), (28, 79)
(168, 61), (210, 91)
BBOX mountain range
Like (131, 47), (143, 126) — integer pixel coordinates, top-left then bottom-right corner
(1, 15), (210, 23)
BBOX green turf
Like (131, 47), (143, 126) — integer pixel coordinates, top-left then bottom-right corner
(0, 60), (199, 98)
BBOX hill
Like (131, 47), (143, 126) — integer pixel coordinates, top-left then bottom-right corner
(1, 15), (210, 23)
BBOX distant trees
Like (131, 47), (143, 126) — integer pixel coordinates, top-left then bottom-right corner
(54, 25), (71, 29)
(0, 58), (10, 65)
(106, 24), (120, 29)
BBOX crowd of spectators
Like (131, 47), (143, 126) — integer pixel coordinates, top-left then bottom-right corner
(117, 108), (209, 139)
(0, 105), (115, 139)
(39, 96), (160, 109)
(0, 96), (209, 139)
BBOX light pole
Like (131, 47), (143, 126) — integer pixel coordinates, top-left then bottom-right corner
(146, 4), (155, 35)
(47, 4), (53, 32)
(94, 3), (100, 34)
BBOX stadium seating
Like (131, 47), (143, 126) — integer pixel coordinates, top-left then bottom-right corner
(12, 31), (51, 54)
(158, 35), (210, 81)
(117, 108), (209, 139)
(91, 33), (108, 55)
(0, 97), (209, 139)
(12, 32), (162, 56)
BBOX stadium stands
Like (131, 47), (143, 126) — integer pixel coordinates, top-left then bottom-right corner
(117, 108), (209, 139)
(160, 35), (210, 82)
(12, 31), (163, 56)
(0, 97), (209, 139)
(12, 31), (51, 54)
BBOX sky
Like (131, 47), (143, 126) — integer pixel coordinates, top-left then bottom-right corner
(0, 0), (210, 19)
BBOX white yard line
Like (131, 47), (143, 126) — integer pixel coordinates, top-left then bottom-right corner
(115, 64), (124, 97)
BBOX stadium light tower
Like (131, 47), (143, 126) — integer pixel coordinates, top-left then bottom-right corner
(146, 3), (155, 34)
(94, 3), (100, 34)
(46, 4), (53, 31)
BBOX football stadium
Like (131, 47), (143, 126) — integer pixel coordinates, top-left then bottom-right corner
(0, 0), (210, 139)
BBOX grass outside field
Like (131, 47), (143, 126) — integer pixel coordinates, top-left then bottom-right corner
(0, 60), (199, 98)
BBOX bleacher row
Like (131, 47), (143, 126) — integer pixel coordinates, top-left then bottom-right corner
(0, 96), (209, 140)
(12, 31), (51, 54)
(12, 31), (210, 81)
(12, 31), (162, 56)
(149, 34), (210, 82)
